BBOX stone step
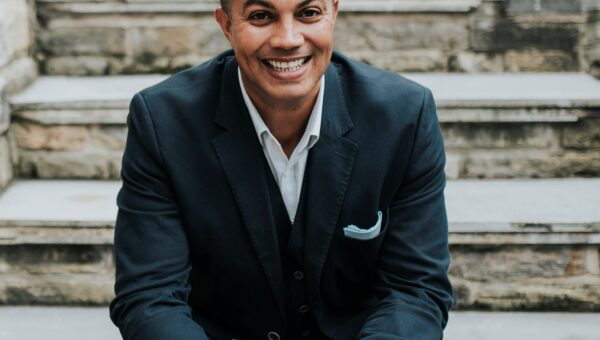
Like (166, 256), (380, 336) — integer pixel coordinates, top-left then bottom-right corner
(34, 0), (596, 75)
(1, 308), (599, 340)
(8, 73), (600, 179)
(0, 179), (598, 310)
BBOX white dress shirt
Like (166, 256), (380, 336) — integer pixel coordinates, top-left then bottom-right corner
(238, 68), (324, 223)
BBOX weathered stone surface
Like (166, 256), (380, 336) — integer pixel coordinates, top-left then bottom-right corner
(0, 57), (38, 95)
(335, 13), (470, 52)
(12, 122), (88, 151)
(130, 26), (196, 57)
(0, 135), (13, 190)
(347, 49), (446, 72)
(0, 273), (114, 305)
(0, 244), (113, 275)
(449, 245), (592, 281)
(504, 49), (579, 72)
(507, 0), (583, 14)
(448, 52), (505, 72)
(11, 121), (127, 152)
(562, 119), (600, 149)
(471, 2), (582, 53)
(454, 149), (600, 178)
(0, 78), (8, 135)
(39, 27), (127, 57)
(442, 123), (561, 149)
(44, 56), (109, 76)
(0, 0), (31, 69)
(17, 150), (122, 179)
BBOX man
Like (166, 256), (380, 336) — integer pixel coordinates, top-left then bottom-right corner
(109, 0), (453, 339)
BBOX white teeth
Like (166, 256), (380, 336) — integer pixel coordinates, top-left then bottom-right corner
(267, 58), (306, 72)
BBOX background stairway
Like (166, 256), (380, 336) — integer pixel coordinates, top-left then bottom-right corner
(1, 0), (600, 338)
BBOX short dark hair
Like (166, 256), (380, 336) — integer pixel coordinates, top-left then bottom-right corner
(220, 0), (336, 14)
(220, 0), (230, 14)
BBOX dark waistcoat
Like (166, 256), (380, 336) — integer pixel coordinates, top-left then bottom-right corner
(263, 155), (329, 340)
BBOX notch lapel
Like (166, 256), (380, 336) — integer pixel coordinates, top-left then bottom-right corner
(304, 64), (357, 319)
(211, 59), (286, 318)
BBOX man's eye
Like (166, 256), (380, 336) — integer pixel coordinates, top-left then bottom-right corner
(299, 8), (322, 18)
(249, 11), (272, 21)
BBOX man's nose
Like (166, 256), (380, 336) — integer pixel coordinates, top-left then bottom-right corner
(270, 16), (304, 50)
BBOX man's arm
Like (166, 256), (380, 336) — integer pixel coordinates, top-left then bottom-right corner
(109, 93), (209, 340)
(358, 88), (453, 339)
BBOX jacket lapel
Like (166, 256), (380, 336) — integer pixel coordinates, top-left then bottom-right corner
(304, 64), (357, 319)
(211, 58), (286, 318)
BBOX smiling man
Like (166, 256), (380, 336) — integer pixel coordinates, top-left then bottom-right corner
(109, 0), (453, 339)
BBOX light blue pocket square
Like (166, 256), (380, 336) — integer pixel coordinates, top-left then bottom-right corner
(343, 211), (383, 240)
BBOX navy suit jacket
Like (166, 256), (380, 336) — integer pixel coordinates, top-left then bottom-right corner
(110, 50), (453, 340)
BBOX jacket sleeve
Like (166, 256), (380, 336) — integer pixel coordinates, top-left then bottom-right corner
(358, 88), (453, 340)
(109, 93), (210, 340)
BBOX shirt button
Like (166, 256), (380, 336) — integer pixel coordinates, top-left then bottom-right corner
(293, 271), (304, 280)
(267, 331), (280, 340)
(301, 330), (312, 337)
(298, 304), (309, 313)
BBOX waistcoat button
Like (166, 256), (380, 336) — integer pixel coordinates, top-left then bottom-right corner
(293, 271), (304, 280)
(267, 331), (281, 340)
(298, 304), (309, 313)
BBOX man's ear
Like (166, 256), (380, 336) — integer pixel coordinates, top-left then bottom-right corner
(331, 0), (340, 23)
(215, 8), (233, 43)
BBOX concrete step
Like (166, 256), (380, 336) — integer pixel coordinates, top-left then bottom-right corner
(0, 179), (598, 310)
(34, 0), (594, 75)
(9, 73), (600, 179)
(1, 307), (599, 340)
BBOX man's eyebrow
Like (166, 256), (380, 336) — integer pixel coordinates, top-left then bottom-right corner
(242, 0), (276, 11)
(296, 0), (326, 9)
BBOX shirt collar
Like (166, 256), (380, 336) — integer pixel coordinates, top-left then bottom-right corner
(238, 67), (323, 150)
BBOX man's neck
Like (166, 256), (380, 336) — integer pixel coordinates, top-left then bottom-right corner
(249, 89), (319, 158)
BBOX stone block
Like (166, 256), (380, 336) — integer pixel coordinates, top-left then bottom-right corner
(44, 56), (110, 76)
(335, 13), (469, 52)
(0, 57), (37, 95)
(0, 273), (114, 305)
(17, 150), (122, 179)
(448, 52), (505, 72)
(459, 149), (600, 178)
(504, 49), (580, 71)
(507, 0), (583, 14)
(0, 78), (7, 135)
(346, 50), (446, 72)
(442, 123), (561, 149)
(12, 122), (88, 151)
(0, 135), (13, 190)
(0, 0), (31, 69)
(449, 245), (591, 282)
(130, 26), (196, 58)
(40, 27), (127, 57)
(471, 20), (581, 53)
(562, 119), (600, 149)
(0, 244), (113, 275)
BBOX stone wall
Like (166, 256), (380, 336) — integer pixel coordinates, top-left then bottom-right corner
(0, 0), (37, 94)
(586, 1), (600, 77)
(33, 0), (592, 75)
(0, 80), (13, 191)
(0, 0), (38, 191)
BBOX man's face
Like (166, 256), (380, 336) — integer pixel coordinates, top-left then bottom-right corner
(216, 0), (339, 104)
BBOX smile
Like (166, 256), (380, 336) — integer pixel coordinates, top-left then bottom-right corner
(264, 57), (310, 72)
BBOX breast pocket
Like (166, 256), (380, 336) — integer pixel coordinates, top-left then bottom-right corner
(341, 208), (390, 262)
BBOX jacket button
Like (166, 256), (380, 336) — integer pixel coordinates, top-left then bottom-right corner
(301, 330), (312, 337)
(298, 304), (309, 313)
(267, 331), (281, 340)
(293, 271), (304, 280)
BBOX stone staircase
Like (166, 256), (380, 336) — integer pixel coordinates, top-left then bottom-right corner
(1, 0), (600, 320)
